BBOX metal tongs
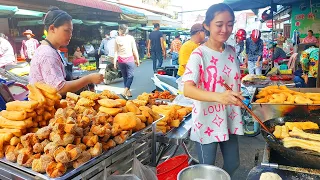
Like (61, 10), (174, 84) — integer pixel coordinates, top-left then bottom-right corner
(223, 83), (279, 143)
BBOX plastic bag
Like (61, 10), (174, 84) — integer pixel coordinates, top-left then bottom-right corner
(106, 175), (140, 180)
(132, 157), (157, 180)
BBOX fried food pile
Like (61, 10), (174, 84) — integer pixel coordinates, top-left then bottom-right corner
(150, 91), (176, 100)
(0, 88), (164, 178)
(273, 121), (320, 154)
(255, 85), (320, 104)
(136, 91), (175, 107)
(0, 82), (62, 158)
(152, 105), (192, 134)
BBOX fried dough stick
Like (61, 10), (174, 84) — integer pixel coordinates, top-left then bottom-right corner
(283, 137), (320, 153)
(289, 127), (320, 141)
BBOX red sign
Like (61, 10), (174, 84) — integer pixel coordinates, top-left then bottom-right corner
(266, 20), (274, 28)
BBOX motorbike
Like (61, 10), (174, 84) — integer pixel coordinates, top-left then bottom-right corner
(151, 66), (179, 95)
(99, 56), (122, 85)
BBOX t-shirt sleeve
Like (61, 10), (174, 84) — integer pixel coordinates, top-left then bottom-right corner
(182, 49), (202, 86)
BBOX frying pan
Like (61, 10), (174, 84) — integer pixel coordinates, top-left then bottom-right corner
(261, 115), (320, 169)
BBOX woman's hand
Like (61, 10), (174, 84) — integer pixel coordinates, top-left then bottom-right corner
(113, 63), (117, 69)
(88, 73), (104, 84)
(135, 60), (140, 67)
(217, 90), (244, 107)
(255, 61), (260, 67)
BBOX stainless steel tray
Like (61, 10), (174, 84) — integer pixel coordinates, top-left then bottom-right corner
(156, 112), (192, 136)
(0, 115), (165, 180)
(251, 88), (320, 121)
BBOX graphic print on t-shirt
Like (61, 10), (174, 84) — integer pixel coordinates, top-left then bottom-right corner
(182, 44), (243, 144)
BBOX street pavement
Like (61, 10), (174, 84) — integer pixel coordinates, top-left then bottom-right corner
(96, 59), (266, 180)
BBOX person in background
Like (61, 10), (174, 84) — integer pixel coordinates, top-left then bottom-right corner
(245, 29), (263, 75)
(106, 30), (118, 59)
(98, 32), (109, 56)
(235, 29), (246, 64)
(302, 30), (318, 45)
(277, 32), (286, 47)
(0, 33), (16, 67)
(293, 63), (306, 88)
(300, 47), (319, 87)
(20, 29), (39, 63)
(183, 3), (244, 177)
(170, 32), (182, 66)
(113, 24), (140, 98)
(84, 42), (100, 67)
(73, 46), (87, 66)
(266, 42), (287, 67)
(29, 7), (103, 95)
(138, 39), (146, 59)
(176, 23), (205, 78)
(147, 23), (166, 73)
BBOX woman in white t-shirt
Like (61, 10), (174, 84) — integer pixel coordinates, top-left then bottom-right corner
(113, 24), (140, 98)
(182, 3), (244, 177)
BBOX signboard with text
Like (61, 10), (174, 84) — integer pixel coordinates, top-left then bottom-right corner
(291, 1), (320, 38)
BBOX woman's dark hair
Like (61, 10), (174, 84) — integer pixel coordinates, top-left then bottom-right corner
(308, 30), (313, 35)
(43, 6), (72, 31)
(203, 3), (235, 36)
(119, 24), (129, 35)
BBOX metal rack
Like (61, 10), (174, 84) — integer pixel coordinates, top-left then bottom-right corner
(0, 116), (162, 180)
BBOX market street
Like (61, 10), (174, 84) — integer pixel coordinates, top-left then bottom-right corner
(97, 58), (266, 180)
(96, 59), (170, 98)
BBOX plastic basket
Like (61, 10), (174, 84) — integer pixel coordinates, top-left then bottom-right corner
(157, 154), (189, 180)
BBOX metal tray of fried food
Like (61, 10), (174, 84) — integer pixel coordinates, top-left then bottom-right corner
(156, 112), (192, 136)
(0, 115), (165, 180)
(251, 88), (320, 122)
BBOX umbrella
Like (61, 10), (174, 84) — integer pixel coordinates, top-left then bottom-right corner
(223, 0), (306, 11)
(0, 5), (18, 17)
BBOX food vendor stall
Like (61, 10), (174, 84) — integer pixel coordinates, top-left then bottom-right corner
(0, 83), (170, 179)
(245, 85), (320, 179)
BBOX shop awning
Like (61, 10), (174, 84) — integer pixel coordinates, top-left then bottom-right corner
(223, 0), (306, 11)
(17, 19), (83, 26)
(82, 20), (118, 26)
(56, 0), (122, 13)
(14, 9), (44, 18)
(0, 5), (18, 17)
(119, 5), (147, 23)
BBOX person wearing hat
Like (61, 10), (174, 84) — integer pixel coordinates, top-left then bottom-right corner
(20, 29), (39, 63)
(176, 23), (205, 78)
(266, 41), (286, 67)
(170, 32), (182, 66)
(244, 29), (263, 75)
(106, 30), (118, 59)
(98, 32), (110, 56)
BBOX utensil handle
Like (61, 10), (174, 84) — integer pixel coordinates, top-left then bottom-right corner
(223, 83), (271, 133)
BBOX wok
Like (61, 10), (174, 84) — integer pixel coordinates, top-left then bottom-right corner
(261, 116), (320, 169)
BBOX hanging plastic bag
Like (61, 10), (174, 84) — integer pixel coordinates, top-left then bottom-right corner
(132, 157), (157, 180)
(106, 175), (140, 180)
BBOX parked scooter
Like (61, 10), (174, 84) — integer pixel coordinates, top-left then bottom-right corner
(151, 66), (179, 95)
(99, 56), (122, 85)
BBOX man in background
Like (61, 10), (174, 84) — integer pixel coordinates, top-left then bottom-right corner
(170, 32), (182, 66)
(147, 23), (166, 73)
(177, 23), (205, 78)
(98, 32), (110, 56)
